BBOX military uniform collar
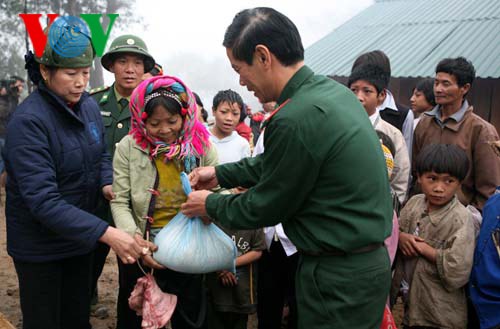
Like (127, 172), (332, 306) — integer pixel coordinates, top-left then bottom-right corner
(113, 84), (131, 104)
(97, 85), (113, 105)
(277, 65), (314, 105)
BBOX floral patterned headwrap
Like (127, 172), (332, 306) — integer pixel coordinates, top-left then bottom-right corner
(129, 75), (210, 172)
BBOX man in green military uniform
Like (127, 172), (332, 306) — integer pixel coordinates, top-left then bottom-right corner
(89, 34), (155, 319)
(181, 8), (392, 329)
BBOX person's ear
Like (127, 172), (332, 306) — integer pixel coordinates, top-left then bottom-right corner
(460, 83), (471, 97)
(416, 174), (422, 185)
(39, 64), (49, 82)
(377, 89), (386, 106)
(254, 45), (271, 67)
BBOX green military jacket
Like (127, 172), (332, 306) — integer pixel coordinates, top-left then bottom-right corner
(206, 65), (393, 254)
(90, 83), (131, 156)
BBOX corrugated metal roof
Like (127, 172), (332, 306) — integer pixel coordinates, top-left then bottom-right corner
(305, 0), (500, 78)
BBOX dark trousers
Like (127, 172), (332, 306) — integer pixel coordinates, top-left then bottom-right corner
(257, 240), (299, 329)
(116, 258), (207, 329)
(90, 241), (110, 303)
(14, 253), (93, 329)
(207, 306), (247, 329)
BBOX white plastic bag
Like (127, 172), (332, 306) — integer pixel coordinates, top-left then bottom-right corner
(153, 172), (237, 274)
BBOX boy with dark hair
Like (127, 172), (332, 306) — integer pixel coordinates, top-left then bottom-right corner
(410, 78), (435, 130)
(352, 50), (414, 156)
(207, 90), (263, 329)
(391, 144), (475, 329)
(210, 89), (250, 165)
(349, 63), (410, 205)
(413, 57), (500, 211)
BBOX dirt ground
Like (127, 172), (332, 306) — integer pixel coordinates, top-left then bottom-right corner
(0, 196), (119, 329)
(0, 196), (260, 329)
(0, 195), (401, 329)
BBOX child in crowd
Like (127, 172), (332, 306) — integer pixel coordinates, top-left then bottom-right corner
(206, 223), (266, 329)
(348, 63), (410, 205)
(391, 144), (475, 329)
(209, 90), (251, 163)
(410, 78), (435, 130)
(207, 89), (265, 329)
(111, 75), (218, 329)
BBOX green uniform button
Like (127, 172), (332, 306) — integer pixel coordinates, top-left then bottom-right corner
(117, 123), (124, 129)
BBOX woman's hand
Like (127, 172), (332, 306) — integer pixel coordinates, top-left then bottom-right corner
(102, 184), (115, 201)
(189, 167), (218, 190)
(99, 227), (143, 264)
(132, 234), (165, 269)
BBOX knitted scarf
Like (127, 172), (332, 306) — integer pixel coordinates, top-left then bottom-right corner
(129, 75), (210, 172)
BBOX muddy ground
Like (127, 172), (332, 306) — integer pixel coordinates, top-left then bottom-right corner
(0, 194), (401, 328)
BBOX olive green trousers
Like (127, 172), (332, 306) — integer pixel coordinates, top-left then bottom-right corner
(296, 246), (391, 329)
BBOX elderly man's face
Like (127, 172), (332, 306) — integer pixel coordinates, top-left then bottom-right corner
(226, 48), (272, 103)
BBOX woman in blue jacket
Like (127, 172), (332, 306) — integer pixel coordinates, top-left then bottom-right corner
(2, 28), (145, 329)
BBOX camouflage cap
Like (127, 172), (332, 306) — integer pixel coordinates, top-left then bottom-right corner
(35, 24), (95, 68)
(101, 35), (155, 73)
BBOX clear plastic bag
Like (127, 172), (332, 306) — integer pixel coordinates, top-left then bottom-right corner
(153, 172), (237, 274)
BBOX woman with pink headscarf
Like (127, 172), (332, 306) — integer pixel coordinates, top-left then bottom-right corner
(111, 75), (218, 329)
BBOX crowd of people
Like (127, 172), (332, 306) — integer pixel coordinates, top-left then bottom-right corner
(1, 6), (499, 329)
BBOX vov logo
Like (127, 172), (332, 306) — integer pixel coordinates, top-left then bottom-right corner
(19, 14), (119, 58)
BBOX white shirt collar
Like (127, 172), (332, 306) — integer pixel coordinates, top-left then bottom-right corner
(376, 89), (398, 112)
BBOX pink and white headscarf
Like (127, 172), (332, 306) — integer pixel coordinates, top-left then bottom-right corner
(129, 75), (210, 172)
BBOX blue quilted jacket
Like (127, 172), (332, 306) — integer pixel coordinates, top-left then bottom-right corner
(3, 82), (112, 262)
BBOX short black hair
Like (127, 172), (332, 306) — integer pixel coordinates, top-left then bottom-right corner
(435, 57), (475, 87)
(416, 144), (469, 181)
(414, 78), (436, 106)
(352, 50), (391, 88)
(223, 7), (304, 66)
(144, 92), (182, 118)
(348, 63), (389, 94)
(212, 89), (244, 112)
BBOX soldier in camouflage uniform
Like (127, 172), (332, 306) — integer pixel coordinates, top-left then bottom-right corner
(89, 34), (155, 319)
